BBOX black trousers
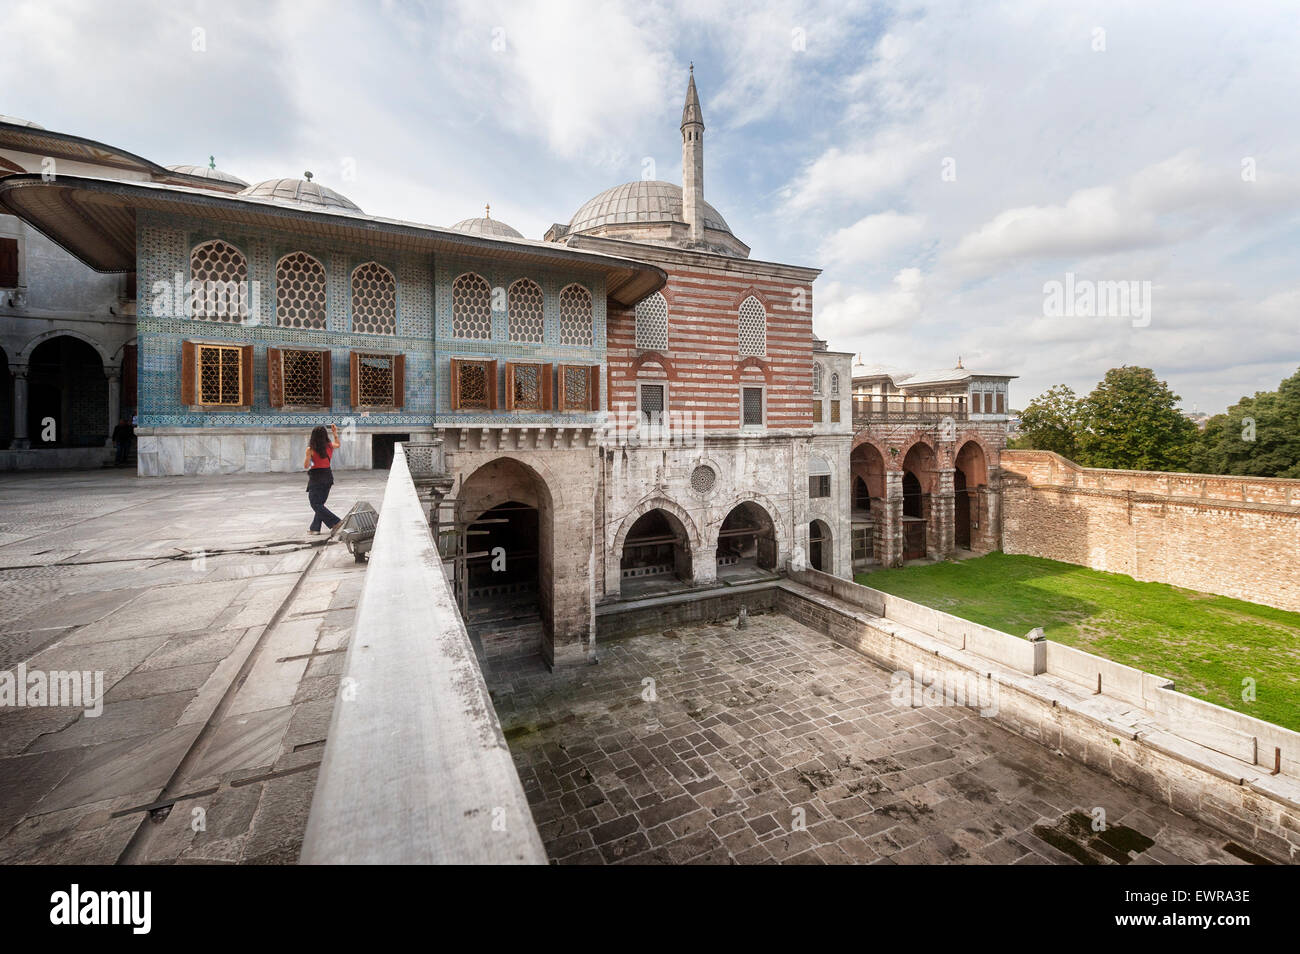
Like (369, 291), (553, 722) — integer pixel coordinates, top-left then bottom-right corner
(306, 470), (340, 531)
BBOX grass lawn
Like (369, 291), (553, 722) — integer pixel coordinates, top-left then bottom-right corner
(857, 552), (1300, 732)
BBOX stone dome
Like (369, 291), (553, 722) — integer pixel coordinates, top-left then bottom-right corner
(167, 163), (249, 187)
(569, 180), (731, 235)
(0, 114), (45, 129)
(238, 177), (362, 213)
(451, 216), (523, 239)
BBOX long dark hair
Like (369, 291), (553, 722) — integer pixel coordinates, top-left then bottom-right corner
(309, 426), (330, 459)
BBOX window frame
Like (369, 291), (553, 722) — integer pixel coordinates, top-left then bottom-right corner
(182, 340), (253, 408)
(505, 361), (551, 411)
(268, 347), (332, 409)
(349, 351), (405, 410)
(556, 363), (601, 412)
(637, 381), (667, 426)
(740, 384), (766, 429)
(448, 357), (498, 411)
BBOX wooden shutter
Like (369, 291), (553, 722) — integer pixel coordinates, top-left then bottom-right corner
(240, 345), (254, 406)
(541, 363), (553, 411)
(505, 363), (517, 411)
(180, 341), (196, 405)
(588, 365), (600, 411)
(320, 351), (332, 408)
(996, 391), (1005, 414)
(0, 238), (18, 287)
(487, 359), (498, 411)
(393, 354), (405, 408)
(267, 347), (284, 408)
(449, 358), (461, 410)
(349, 352), (360, 408)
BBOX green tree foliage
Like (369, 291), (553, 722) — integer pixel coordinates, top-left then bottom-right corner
(1077, 366), (1199, 471)
(1009, 384), (1083, 460)
(1188, 367), (1300, 478)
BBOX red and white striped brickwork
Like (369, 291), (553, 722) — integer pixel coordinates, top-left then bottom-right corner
(606, 264), (816, 430)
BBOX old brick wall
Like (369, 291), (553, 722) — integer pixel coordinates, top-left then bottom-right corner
(1001, 450), (1300, 613)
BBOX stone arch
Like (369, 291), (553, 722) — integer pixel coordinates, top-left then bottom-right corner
(736, 355), (771, 382)
(455, 454), (560, 525)
(850, 439), (887, 502)
(631, 351), (674, 376)
(19, 327), (111, 365)
(955, 438), (989, 487)
(709, 491), (788, 565)
(809, 518), (833, 573)
(613, 494), (702, 555)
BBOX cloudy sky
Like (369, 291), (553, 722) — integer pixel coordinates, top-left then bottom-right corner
(4, 0), (1298, 413)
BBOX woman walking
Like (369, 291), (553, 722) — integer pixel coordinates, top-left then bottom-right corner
(304, 423), (342, 534)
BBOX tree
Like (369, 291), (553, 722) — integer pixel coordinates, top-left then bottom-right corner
(1009, 384), (1084, 460)
(1078, 366), (1198, 471)
(1188, 367), (1300, 478)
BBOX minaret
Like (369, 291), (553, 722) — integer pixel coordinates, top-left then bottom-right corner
(680, 63), (706, 245)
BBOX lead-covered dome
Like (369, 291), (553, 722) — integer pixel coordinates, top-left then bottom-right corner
(451, 215), (523, 239)
(570, 180), (731, 235)
(238, 177), (362, 213)
(168, 164), (248, 187)
(0, 115), (45, 129)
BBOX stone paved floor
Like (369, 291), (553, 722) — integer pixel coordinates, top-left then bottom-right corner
(485, 613), (1254, 865)
(0, 468), (387, 863)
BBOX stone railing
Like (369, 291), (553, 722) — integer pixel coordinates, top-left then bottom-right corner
(300, 443), (546, 864)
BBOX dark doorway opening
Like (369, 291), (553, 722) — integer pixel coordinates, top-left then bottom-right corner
(809, 519), (831, 573)
(955, 470), (971, 550)
(372, 433), (408, 469)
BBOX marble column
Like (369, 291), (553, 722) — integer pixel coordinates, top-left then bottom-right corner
(11, 365), (29, 449)
(105, 365), (122, 447)
(934, 467), (955, 559)
(881, 470), (904, 567)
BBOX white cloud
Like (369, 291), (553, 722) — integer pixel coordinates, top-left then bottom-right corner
(819, 211), (925, 266)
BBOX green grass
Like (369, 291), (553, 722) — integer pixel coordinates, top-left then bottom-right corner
(857, 552), (1300, 732)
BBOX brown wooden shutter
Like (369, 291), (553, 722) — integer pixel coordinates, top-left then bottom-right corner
(588, 365), (601, 411)
(349, 352), (360, 408)
(267, 347), (284, 408)
(0, 238), (18, 288)
(393, 354), (405, 408)
(996, 391), (1005, 414)
(320, 351), (332, 407)
(487, 359), (498, 410)
(449, 359), (461, 410)
(504, 363), (516, 411)
(180, 341), (196, 405)
(240, 345), (254, 406)
(541, 363), (552, 411)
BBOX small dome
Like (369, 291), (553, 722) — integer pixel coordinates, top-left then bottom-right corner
(238, 177), (362, 213)
(569, 180), (731, 235)
(451, 216), (523, 239)
(167, 163), (249, 187)
(0, 114), (45, 129)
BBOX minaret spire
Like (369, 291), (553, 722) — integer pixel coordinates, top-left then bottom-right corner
(680, 64), (706, 245)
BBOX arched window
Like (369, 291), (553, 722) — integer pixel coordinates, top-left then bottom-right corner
(813, 362), (824, 396)
(276, 252), (327, 329)
(831, 372), (840, 396)
(451, 272), (492, 339)
(190, 240), (249, 322)
(508, 278), (544, 343)
(808, 455), (831, 498)
(635, 291), (668, 351)
(351, 261), (396, 335)
(559, 283), (593, 346)
(738, 295), (766, 356)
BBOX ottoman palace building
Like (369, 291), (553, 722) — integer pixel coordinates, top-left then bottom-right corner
(0, 71), (1011, 665)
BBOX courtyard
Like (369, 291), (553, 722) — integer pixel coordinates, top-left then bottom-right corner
(0, 468), (386, 863)
(484, 612), (1259, 865)
(862, 553), (1300, 732)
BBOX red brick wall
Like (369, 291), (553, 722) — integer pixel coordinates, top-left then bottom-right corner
(607, 267), (813, 430)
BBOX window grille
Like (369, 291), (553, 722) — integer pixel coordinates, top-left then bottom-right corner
(357, 353), (394, 406)
(635, 292), (668, 350)
(276, 252), (327, 329)
(351, 262), (397, 335)
(742, 386), (763, 426)
(283, 350), (326, 405)
(198, 344), (243, 405)
(511, 363), (542, 410)
(190, 240), (249, 322)
(738, 296), (766, 356)
(640, 384), (664, 424)
(508, 279), (544, 343)
(452, 273), (492, 339)
(558, 283), (593, 346)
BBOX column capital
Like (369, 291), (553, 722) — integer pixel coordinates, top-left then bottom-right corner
(104, 365), (123, 382)
(9, 363), (29, 380)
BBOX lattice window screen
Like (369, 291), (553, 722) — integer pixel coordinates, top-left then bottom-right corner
(199, 345), (243, 405)
(742, 386), (764, 426)
(190, 240), (249, 322)
(284, 350), (325, 405)
(508, 279), (544, 343)
(358, 353), (394, 406)
(640, 384), (664, 423)
(635, 292), (668, 350)
(563, 365), (589, 408)
(738, 296), (767, 356)
(458, 361), (490, 409)
(351, 262), (397, 335)
(559, 284), (593, 346)
(276, 252), (327, 329)
(511, 363), (541, 409)
(452, 273), (492, 339)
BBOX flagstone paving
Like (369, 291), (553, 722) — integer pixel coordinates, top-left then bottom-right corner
(484, 614), (1259, 865)
(0, 468), (386, 864)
